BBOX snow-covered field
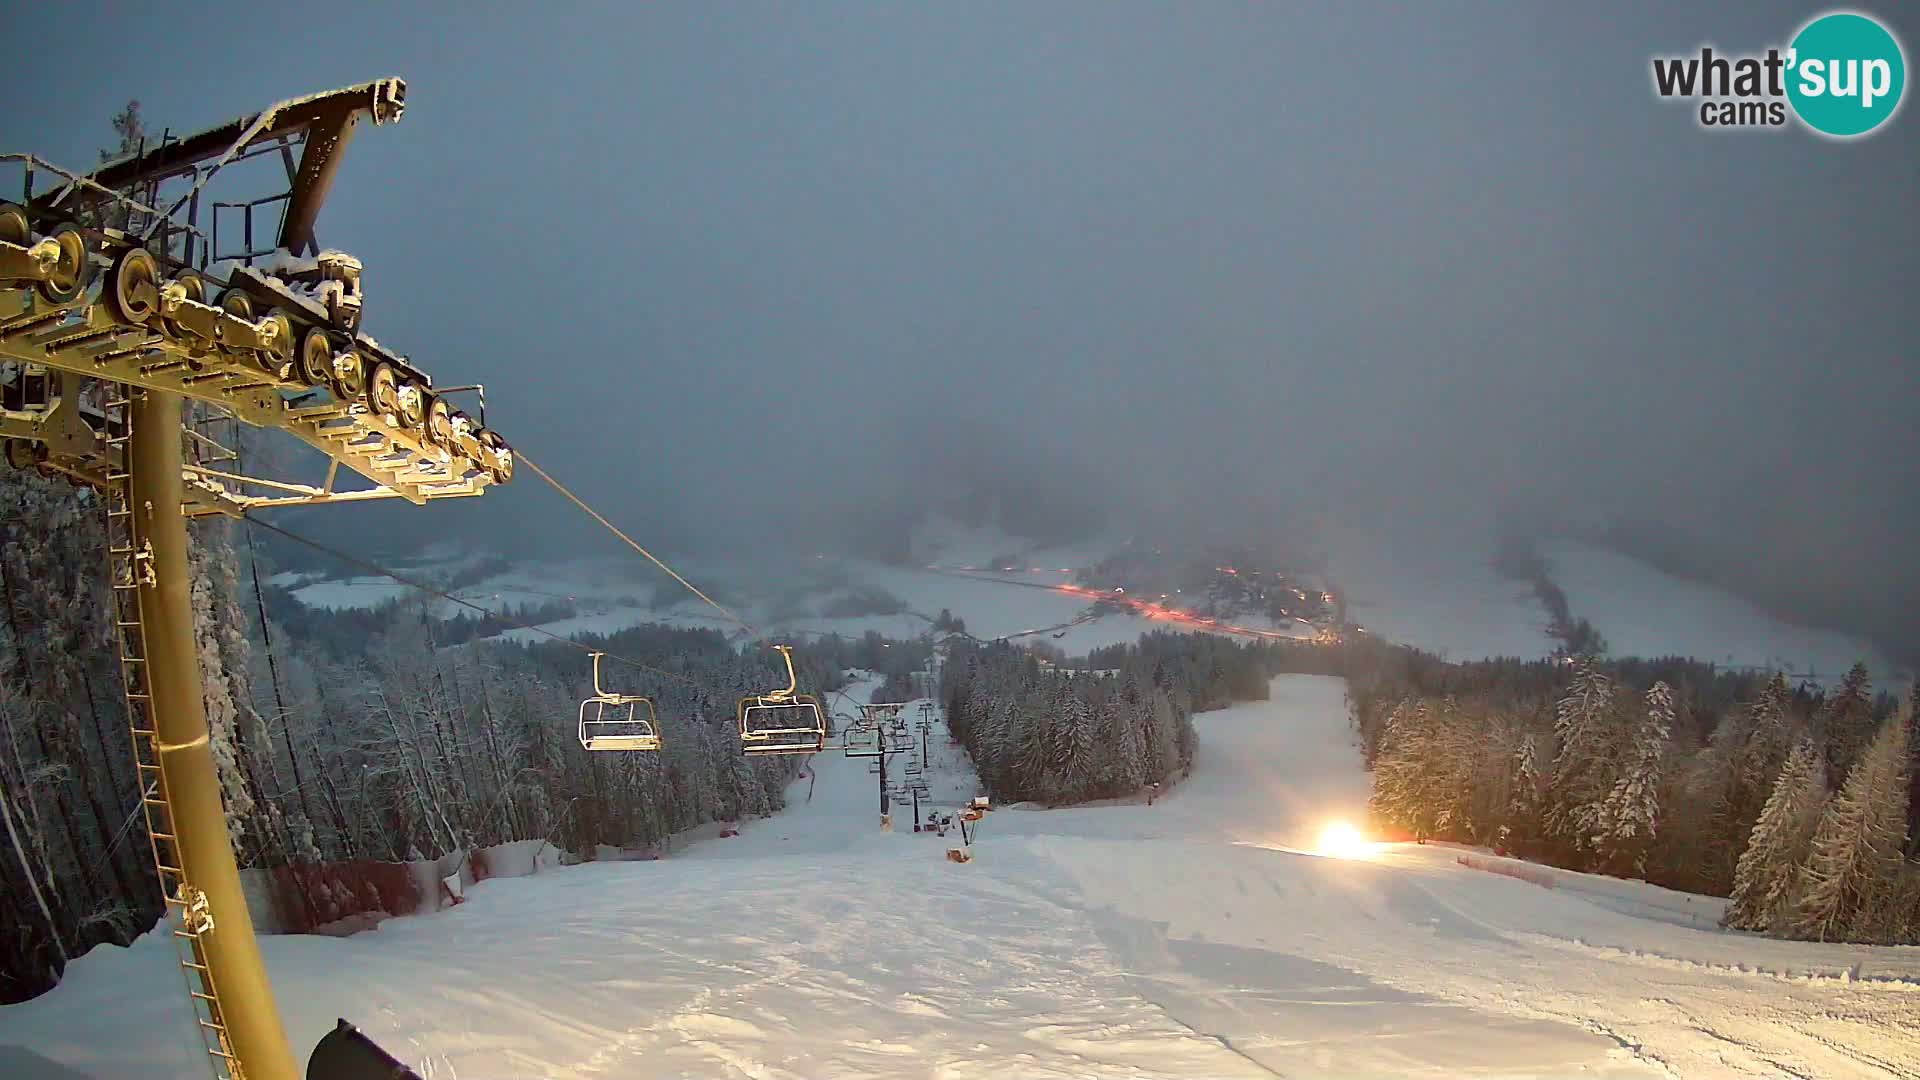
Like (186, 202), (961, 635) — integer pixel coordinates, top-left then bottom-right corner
(1543, 539), (1896, 681)
(1323, 530), (1555, 661)
(287, 543), (1213, 654)
(6, 675), (1916, 1079)
(278, 518), (1903, 681)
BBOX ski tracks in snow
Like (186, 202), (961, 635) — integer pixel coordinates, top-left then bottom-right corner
(4, 674), (1917, 1079)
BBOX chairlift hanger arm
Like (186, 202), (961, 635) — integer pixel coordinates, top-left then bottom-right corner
(590, 652), (620, 701)
(766, 643), (800, 702)
(48, 79), (405, 256)
(79, 80), (404, 194)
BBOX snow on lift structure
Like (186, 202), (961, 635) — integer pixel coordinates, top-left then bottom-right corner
(1, 78), (515, 1080)
(0, 78), (515, 517)
(578, 652), (659, 752)
(738, 644), (826, 755)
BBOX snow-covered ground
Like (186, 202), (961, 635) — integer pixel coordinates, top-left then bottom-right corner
(1323, 530), (1555, 661)
(7, 674), (1916, 1079)
(278, 522), (1906, 683)
(287, 574), (417, 611)
(1543, 539), (1897, 682)
(285, 542), (1218, 654)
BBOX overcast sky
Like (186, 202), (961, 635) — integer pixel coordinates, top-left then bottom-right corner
(8, 3), (1916, 662)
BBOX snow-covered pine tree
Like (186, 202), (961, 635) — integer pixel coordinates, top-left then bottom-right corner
(976, 692), (1012, 791)
(1115, 672), (1150, 788)
(1369, 698), (1435, 837)
(1547, 658), (1619, 849)
(967, 672), (998, 764)
(1695, 672), (1797, 890)
(1736, 674), (1795, 805)
(1145, 687), (1179, 784)
(1107, 691), (1147, 795)
(1723, 739), (1827, 932)
(1817, 662), (1875, 782)
(1503, 732), (1545, 852)
(1586, 680), (1674, 873)
(1789, 706), (1912, 942)
(1428, 698), (1481, 840)
(1011, 693), (1055, 803)
(1058, 682), (1099, 800)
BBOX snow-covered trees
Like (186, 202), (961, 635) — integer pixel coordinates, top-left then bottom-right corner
(1723, 739), (1827, 932)
(1687, 672), (1799, 889)
(1586, 681), (1673, 873)
(0, 520), (817, 999)
(1546, 658), (1621, 850)
(1790, 706), (1913, 942)
(1504, 734), (1545, 850)
(1368, 699), (1432, 837)
(1817, 662), (1875, 780)
(1, 458), (156, 998)
(1345, 641), (1915, 945)
(1369, 697), (1486, 840)
(941, 635), (1219, 805)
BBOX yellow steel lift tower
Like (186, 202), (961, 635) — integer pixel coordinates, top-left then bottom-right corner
(1, 79), (510, 1080)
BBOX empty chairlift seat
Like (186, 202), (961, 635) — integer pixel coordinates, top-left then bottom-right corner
(842, 714), (883, 756)
(578, 652), (661, 752)
(738, 644), (826, 755)
(881, 721), (915, 754)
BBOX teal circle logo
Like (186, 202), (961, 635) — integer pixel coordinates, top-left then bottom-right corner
(1787, 12), (1906, 137)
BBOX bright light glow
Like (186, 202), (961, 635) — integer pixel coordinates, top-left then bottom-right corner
(1315, 821), (1374, 859)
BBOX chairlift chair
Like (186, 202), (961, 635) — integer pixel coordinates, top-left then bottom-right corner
(738, 644), (826, 755)
(843, 724), (883, 756)
(843, 707), (886, 757)
(578, 653), (660, 751)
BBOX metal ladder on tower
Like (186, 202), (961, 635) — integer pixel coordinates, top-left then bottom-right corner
(101, 389), (242, 1079)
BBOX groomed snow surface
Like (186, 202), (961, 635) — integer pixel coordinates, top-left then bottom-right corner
(5, 676), (1917, 1079)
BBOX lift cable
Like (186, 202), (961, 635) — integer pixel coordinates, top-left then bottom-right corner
(239, 514), (706, 689)
(513, 450), (759, 637)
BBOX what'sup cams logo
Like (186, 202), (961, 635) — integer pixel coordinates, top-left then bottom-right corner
(1652, 10), (1906, 137)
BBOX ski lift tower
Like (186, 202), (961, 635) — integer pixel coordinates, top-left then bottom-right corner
(844, 702), (912, 829)
(1, 79), (512, 1080)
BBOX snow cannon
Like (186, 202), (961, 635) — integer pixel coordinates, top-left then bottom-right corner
(307, 1019), (421, 1080)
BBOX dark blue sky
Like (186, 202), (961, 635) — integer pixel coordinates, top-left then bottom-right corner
(8, 3), (1916, 660)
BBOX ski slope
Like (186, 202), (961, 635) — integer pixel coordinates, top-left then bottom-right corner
(1542, 539), (1897, 683)
(6, 675), (1917, 1079)
(1322, 529), (1555, 662)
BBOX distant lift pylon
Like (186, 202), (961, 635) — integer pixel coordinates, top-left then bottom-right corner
(738, 644), (826, 755)
(578, 652), (660, 752)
